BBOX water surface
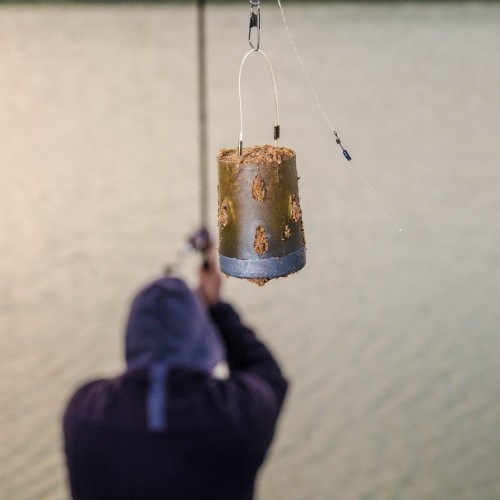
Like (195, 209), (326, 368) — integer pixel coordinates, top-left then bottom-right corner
(1, 3), (499, 499)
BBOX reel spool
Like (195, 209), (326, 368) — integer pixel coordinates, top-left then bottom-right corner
(217, 50), (306, 282)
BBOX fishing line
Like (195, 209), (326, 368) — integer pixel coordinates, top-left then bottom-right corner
(275, 0), (403, 232)
(275, 0), (347, 154)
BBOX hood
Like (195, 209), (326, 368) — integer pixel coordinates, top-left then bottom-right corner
(125, 277), (226, 374)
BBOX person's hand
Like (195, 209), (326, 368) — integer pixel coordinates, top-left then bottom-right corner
(197, 249), (222, 307)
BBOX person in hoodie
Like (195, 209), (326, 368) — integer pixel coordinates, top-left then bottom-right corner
(62, 253), (288, 500)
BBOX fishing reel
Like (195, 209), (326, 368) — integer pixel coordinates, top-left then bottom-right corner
(164, 228), (212, 276)
(187, 227), (211, 255)
(187, 227), (211, 270)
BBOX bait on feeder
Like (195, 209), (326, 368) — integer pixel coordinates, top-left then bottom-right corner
(165, 0), (402, 282)
(217, 78), (306, 282)
(217, 1), (309, 284)
(168, 0), (356, 280)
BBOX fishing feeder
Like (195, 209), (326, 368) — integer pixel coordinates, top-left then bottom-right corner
(217, 49), (306, 281)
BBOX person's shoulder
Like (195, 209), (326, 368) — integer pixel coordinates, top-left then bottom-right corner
(63, 377), (120, 423)
(169, 368), (275, 427)
(196, 371), (284, 455)
(206, 371), (281, 426)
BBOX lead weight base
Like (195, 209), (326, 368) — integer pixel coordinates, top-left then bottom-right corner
(219, 247), (306, 279)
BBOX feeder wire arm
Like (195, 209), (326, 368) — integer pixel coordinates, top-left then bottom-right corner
(239, 0), (280, 156)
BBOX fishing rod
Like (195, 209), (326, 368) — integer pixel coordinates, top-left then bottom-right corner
(164, 0), (210, 276)
(195, 0), (211, 268)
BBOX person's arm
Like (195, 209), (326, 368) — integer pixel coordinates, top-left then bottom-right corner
(209, 301), (285, 381)
(197, 251), (288, 406)
(198, 253), (288, 455)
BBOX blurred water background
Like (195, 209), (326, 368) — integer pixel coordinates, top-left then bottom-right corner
(1, 2), (499, 499)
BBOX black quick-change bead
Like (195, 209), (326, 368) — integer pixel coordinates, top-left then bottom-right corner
(274, 125), (280, 141)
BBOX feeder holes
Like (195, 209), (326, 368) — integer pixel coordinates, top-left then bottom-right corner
(219, 199), (229, 227)
(252, 174), (266, 202)
(291, 195), (302, 222)
(254, 226), (268, 255)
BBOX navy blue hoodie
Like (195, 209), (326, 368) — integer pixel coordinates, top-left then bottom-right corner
(63, 278), (288, 500)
